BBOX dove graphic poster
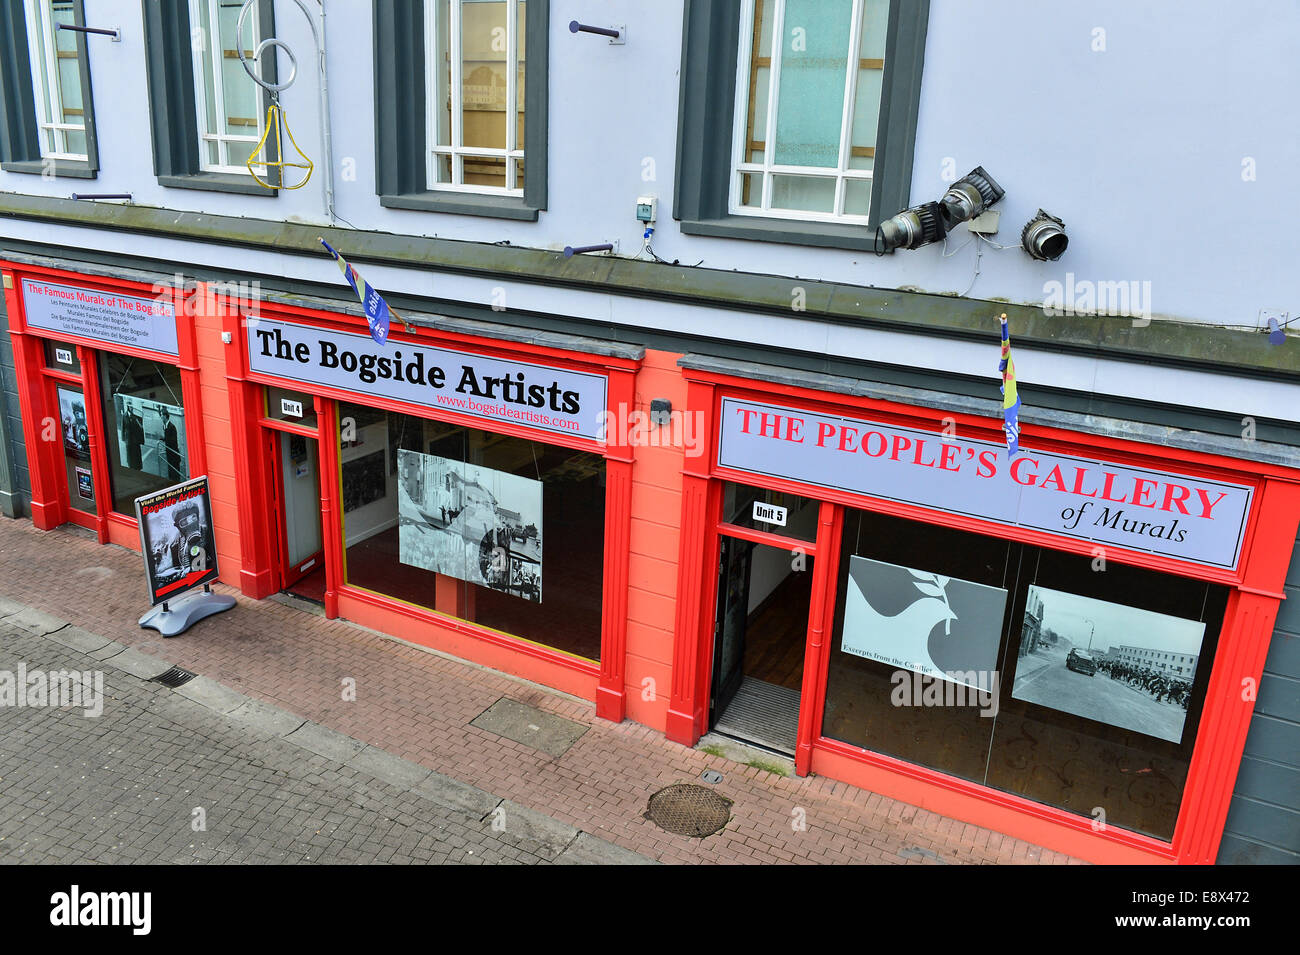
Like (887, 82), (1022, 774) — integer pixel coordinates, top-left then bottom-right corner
(841, 556), (1008, 689)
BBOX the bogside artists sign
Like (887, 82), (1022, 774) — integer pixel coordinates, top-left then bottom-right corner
(21, 279), (179, 356)
(718, 397), (1253, 570)
(247, 318), (608, 441)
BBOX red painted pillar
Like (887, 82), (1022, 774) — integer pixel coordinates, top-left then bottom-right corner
(77, 343), (110, 543)
(795, 501), (840, 776)
(596, 364), (637, 723)
(316, 396), (343, 620)
(5, 318), (63, 529)
(666, 378), (717, 746)
(1173, 476), (1300, 863)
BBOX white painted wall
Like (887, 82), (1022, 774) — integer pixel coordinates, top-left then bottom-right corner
(2, 1), (1297, 417)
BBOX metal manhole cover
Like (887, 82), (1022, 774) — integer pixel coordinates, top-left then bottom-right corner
(645, 783), (732, 838)
(151, 665), (198, 688)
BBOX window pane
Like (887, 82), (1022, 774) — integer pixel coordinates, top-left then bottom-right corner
(738, 171), (763, 209)
(340, 404), (605, 661)
(740, 0), (775, 165)
(99, 354), (189, 515)
(516, 0), (526, 154)
(843, 178), (871, 216)
(264, 386), (317, 428)
(218, 1), (259, 140)
(43, 338), (80, 372)
(722, 482), (819, 542)
(770, 174), (835, 213)
(460, 1), (507, 152)
(772, 0), (853, 168)
(56, 385), (95, 514)
(433, 0), (452, 149)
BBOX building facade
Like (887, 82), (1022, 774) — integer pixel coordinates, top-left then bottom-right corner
(1, 0), (1297, 865)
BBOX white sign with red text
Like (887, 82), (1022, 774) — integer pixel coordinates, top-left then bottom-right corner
(21, 279), (179, 356)
(717, 397), (1252, 570)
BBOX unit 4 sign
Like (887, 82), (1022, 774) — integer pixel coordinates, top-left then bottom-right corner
(717, 398), (1253, 570)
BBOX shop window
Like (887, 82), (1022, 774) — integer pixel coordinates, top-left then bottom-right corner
(98, 354), (189, 515)
(674, 0), (928, 250)
(141, 0), (279, 195)
(264, 385), (316, 428)
(338, 403), (604, 661)
(823, 508), (1228, 841)
(0, 0), (100, 178)
(722, 481), (818, 541)
(373, 0), (548, 219)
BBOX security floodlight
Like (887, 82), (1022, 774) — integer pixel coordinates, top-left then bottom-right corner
(1021, 209), (1068, 260)
(876, 201), (947, 252)
(939, 166), (1005, 231)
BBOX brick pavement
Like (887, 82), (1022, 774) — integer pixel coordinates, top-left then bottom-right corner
(0, 518), (1083, 864)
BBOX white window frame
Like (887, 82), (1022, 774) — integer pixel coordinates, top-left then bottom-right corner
(729, 0), (880, 225)
(189, 0), (266, 176)
(425, 0), (524, 197)
(23, 0), (86, 161)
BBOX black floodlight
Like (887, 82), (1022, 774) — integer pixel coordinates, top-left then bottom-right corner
(876, 201), (947, 253)
(939, 165), (1005, 231)
(1021, 209), (1069, 260)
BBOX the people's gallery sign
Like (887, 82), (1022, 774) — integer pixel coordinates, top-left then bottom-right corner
(717, 397), (1253, 570)
(247, 319), (608, 440)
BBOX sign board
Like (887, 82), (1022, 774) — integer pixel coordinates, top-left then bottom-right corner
(752, 500), (787, 527)
(135, 476), (220, 606)
(718, 397), (1253, 570)
(22, 279), (179, 356)
(280, 397), (304, 418)
(54, 347), (73, 365)
(247, 318), (608, 441)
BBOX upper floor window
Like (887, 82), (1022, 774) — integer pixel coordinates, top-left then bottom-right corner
(0, 0), (98, 177)
(731, 0), (887, 224)
(24, 0), (86, 161)
(674, 0), (929, 252)
(373, 0), (548, 220)
(426, 0), (526, 196)
(188, 0), (267, 176)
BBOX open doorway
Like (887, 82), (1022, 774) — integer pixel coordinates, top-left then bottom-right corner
(710, 536), (815, 754)
(271, 430), (325, 603)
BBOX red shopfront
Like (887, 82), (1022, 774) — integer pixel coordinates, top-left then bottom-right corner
(2, 260), (206, 550)
(666, 361), (1300, 865)
(216, 287), (641, 720)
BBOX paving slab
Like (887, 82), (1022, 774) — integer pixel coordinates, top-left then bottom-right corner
(556, 831), (660, 865)
(44, 624), (116, 655)
(348, 744), (434, 790)
(470, 696), (588, 758)
(285, 721), (366, 762)
(102, 646), (172, 681)
(226, 698), (306, 738)
(173, 675), (248, 715)
(414, 773), (502, 818)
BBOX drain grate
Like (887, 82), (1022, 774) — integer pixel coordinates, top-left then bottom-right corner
(151, 665), (198, 688)
(645, 783), (732, 838)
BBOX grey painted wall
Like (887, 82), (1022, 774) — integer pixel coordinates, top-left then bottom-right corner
(1217, 528), (1300, 864)
(0, 286), (30, 517)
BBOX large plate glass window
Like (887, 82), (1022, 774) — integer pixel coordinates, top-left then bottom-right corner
(426, 0), (526, 195)
(822, 508), (1228, 842)
(338, 403), (604, 661)
(188, 0), (266, 175)
(731, 0), (888, 223)
(23, 0), (87, 160)
(98, 354), (190, 515)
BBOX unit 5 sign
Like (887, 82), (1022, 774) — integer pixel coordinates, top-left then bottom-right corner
(717, 398), (1253, 570)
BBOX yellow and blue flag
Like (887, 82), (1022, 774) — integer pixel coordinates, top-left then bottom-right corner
(998, 314), (1021, 456)
(320, 238), (391, 346)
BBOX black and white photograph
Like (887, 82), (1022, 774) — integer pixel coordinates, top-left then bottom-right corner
(113, 394), (187, 483)
(57, 386), (89, 461)
(134, 477), (220, 606)
(397, 449), (542, 603)
(1011, 586), (1207, 743)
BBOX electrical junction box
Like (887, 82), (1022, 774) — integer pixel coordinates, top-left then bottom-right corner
(636, 196), (657, 223)
(965, 210), (1000, 235)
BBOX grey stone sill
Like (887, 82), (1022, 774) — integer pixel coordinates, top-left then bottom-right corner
(158, 173), (278, 197)
(679, 214), (888, 253)
(2, 159), (97, 180)
(380, 190), (540, 221)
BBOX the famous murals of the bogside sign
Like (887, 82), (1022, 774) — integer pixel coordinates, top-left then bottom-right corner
(718, 397), (1253, 570)
(135, 477), (219, 606)
(397, 449), (543, 603)
(842, 557), (1009, 690)
(22, 279), (179, 356)
(247, 318), (608, 441)
(1011, 586), (1206, 744)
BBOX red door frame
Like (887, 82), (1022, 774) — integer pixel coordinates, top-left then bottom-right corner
(1, 261), (205, 549)
(261, 415), (326, 590)
(668, 367), (1300, 865)
(212, 284), (640, 722)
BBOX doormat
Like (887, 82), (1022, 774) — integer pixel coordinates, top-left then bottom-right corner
(470, 697), (588, 758)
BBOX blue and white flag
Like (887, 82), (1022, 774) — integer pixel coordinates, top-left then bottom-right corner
(319, 238), (391, 346)
(998, 313), (1021, 456)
